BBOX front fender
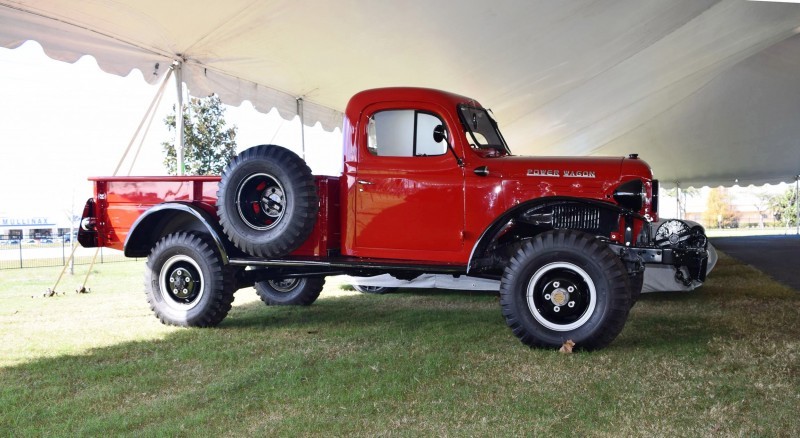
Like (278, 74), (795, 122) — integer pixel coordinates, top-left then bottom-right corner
(124, 202), (231, 263)
(467, 196), (642, 273)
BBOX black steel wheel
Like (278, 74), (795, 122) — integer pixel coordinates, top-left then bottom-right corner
(500, 230), (631, 350)
(352, 285), (397, 294)
(145, 231), (235, 327)
(255, 277), (325, 305)
(216, 145), (318, 257)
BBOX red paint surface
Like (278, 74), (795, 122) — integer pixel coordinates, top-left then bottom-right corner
(88, 88), (656, 263)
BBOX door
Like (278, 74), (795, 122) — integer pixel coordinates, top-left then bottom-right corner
(354, 105), (465, 261)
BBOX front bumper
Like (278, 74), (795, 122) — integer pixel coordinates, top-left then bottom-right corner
(609, 244), (708, 285)
(610, 218), (710, 286)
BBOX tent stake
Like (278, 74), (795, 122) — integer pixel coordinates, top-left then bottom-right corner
(49, 242), (82, 294)
(77, 248), (100, 293)
(49, 67), (172, 295)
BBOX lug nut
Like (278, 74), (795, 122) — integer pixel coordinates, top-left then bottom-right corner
(544, 294), (551, 300)
(553, 306), (561, 312)
(568, 301), (575, 308)
(553, 281), (560, 288)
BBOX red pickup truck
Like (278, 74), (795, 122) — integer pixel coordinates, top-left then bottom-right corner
(79, 87), (708, 350)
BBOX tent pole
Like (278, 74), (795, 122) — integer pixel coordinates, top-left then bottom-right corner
(297, 97), (306, 160)
(676, 182), (681, 220)
(174, 61), (185, 175)
(794, 175), (800, 236)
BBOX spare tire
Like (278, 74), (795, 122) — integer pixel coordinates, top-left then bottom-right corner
(216, 145), (318, 257)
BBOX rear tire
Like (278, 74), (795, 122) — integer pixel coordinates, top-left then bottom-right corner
(352, 285), (397, 294)
(145, 232), (235, 327)
(255, 277), (325, 306)
(500, 230), (631, 350)
(216, 145), (318, 257)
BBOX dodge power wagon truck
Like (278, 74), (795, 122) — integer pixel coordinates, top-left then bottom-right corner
(79, 87), (708, 350)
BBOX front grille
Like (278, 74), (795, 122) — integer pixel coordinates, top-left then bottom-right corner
(552, 205), (600, 230)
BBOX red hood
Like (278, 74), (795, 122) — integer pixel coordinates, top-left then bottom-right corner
(480, 155), (655, 215)
(487, 155), (627, 181)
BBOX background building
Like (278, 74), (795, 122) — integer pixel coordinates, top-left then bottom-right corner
(0, 215), (77, 241)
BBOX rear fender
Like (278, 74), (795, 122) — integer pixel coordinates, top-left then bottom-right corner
(467, 196), (642, 273)
(124, 202), (232, 262)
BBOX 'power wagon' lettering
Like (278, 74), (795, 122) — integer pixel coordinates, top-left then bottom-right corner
(527, 169), (596, 178)
(527, 169), (559, 177)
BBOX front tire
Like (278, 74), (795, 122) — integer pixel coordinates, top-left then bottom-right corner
(500, 230), (631, 350)
(145, 232), (235, 327)
(255, 277), (325, 306)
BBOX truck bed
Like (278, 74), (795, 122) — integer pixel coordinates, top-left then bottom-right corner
(89, 175), (340, 257)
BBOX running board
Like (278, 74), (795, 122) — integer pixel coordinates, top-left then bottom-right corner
(228, 256), (467, 274)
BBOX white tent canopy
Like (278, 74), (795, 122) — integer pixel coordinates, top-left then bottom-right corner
(2, 0), (800, 187)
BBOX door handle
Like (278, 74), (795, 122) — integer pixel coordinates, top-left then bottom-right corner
(357, 180), (374, 185)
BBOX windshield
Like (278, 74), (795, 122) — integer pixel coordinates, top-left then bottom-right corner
(457, 105), (510, 156)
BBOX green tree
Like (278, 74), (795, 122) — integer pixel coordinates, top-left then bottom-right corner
(769, 187), (798, 227)
(162, 94), (237, 175)
(702, 187), (737, 228)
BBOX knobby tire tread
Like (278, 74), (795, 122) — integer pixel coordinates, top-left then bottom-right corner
(216, 145), (318, 258)
(255, 277), (325, 306)
(145, 231), (235, 327)
(499, 229), (631, 350)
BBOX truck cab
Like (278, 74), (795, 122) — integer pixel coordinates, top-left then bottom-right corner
(79, 87), (708, 350)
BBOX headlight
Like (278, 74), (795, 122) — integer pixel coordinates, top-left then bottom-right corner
(613, 179), (645, 211)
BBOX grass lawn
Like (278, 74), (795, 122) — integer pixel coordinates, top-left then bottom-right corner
(1, 254), (798, 436)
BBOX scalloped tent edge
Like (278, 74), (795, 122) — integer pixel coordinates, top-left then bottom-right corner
(1, 1), (800, 188)
(0, 4), (343, 132)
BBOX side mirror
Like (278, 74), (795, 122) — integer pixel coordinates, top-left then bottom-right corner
(433, 124), (447, 143)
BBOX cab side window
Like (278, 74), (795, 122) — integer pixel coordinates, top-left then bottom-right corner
(367, 110), (447, 157)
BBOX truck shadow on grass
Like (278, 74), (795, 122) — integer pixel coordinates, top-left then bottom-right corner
(221, 287), (725, 353)
(3, 274), (798, 436)
(223, 289), (506, 339)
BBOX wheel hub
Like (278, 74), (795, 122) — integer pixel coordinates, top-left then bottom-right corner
(268, 278), (299, 293)
(550, 288), (569, 306)
(159, 255), (205, 310)
(260, 187), (285, 218)
(543, 279), (578, 310)
(236, 173), (287, 231)
(169, 268), (195, 299)
(527, 262), (596, 331)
